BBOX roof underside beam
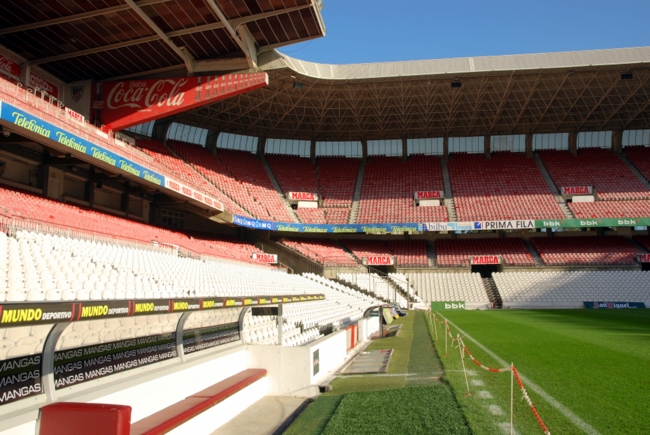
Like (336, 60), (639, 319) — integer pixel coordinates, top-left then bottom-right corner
(0, 0), (171, 36)
(205, 0), (256, 69)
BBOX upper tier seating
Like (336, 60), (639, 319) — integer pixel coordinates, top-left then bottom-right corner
(539, 149), (650, 200)
(449, 152), (564, 221)
(266, 155), (359, 224)
(625, 146), (650, 183)
(343, 240), (428, 267)
(530, 236), (640, 266)
(0, 185), (260, 263)
(633, 235), (650, 252)
(280, 239), (358, 266)
(405, 272), (489, 304)
(136, 139), (249, 216)
(167, 141), (292, 221)
(357, 156), (448, 224)
(435, 238), (535, 267)
(569, 200), (650, 219)
(494, 271), (650, 307)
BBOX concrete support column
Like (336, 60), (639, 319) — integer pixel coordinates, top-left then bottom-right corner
(484, 135), (491, 159)
(205, 130), (219, 155)
(525, 133), (533, 157)
(257, 137), (266, 160)
(310, 139), (316, 164)
(402, 137), (408, 161)
(85, 166), (96, 207)
(277, 304), (283, 346)
(361, 139), (368, 163)
(611, 130), (623, 154)
(568, 132), (578, 156)
(121, 181), (130, 218)
(443, 136), (449, 161)
(152, 118), (173, 144)
(19, 63), (30, 88)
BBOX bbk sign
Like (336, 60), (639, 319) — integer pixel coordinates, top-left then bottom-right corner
(363, 256), (394, 266)
(288, 192), (318, 201)
(414, 191), (443, 199)
(431, 301), (466, 310)
(252, 253), (278, 264)
(561, 186), (592, 195)
(470, 255), (501, 265)
(95, 73), (268, 131)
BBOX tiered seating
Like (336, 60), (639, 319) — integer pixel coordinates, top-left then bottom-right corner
(569, 200), (650, 219)
(539, 149), (650, 200)
(338, 273), (407, 306)
(136, 139), (249, 216)
(387, 273), (422, 304)
(280, 239), (358, 266)
(0, 324), (52, 360)
(531, 236), (640, 266)
(343, 240), (428, 267)
(625, 146), (650, 182)
(449, 152), (564, 221)
(405, 272), (489, 304)
(494, 271), (650, 307)
(633, 235), (650, 252)
(266, 156), (359, 224)
(0, 185), (261, 263)
(168, 141), (292, 221)
(435, 238), (534, 267)
(357, 156), (448, 223)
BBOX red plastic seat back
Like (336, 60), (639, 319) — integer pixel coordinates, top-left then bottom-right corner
(40, 402), (131, 435)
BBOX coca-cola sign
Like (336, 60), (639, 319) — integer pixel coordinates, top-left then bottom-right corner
(0, 55), (20, 78)
(96, 73), (268, 131)
(30, 73), (59, 98)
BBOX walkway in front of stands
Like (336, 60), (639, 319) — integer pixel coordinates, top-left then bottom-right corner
(212, 396), (309, 435)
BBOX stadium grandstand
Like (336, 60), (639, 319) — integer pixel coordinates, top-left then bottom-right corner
(0, 0), (649, 434)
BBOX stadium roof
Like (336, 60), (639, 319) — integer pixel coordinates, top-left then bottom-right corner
(0, 0), (325, 83)
(174, 46), (650, 141)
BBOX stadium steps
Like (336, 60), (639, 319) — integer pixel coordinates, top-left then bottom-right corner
(441, 159), (457, 222)
(619, 154), (650, 189)
(533, 152), (575, 219)
(348, 160), (366, 224)
(333, 277), (390, 303)
(627, 236), (650, 254)
(522, 238), (545, 267)
(385, 274), (416, 305)
(261, 159), (301, 223)
(426, 240), (438, 268)
(336, 240), (363, 265)
(482, 277), (503, 308)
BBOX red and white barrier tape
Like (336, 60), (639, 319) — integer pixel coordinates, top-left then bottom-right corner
(512, 366), (551, 435)
(462, 344), (510, 373)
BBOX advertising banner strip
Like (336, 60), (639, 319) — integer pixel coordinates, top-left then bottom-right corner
(0, 354), (42, 405)
(431, 301), (466, 310)
(0, 294), (325, 327)
(164, 178), (223, 212)
(535, 218), (650, 229)
(233, 214), (419, 234)
(0, 103), (166, 187)
(97, 73), (269, 131)
(583, 301), (646, 309)
(53, 333), (177, 389)
(0, 55), (21, 79)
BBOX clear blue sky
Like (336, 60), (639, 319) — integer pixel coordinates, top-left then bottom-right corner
(279, 0), (650, 64)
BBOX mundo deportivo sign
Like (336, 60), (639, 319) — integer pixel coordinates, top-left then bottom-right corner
(95, 73), (268, 131)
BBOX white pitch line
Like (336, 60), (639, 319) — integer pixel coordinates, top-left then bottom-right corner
(438, 312), (601, 435)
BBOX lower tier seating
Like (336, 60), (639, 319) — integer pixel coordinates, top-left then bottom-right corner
(280, 239), (358, 266)
(435, 238), (535, 267)
(494, 271), (650, 306)
(405, 272), (489, 304)
(530, 236), (640, 266)
(337, 273), (407, 306)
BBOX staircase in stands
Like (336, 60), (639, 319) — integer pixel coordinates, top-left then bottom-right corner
(441, 159), (457, 222)
(482, 277), (503, 308)
(348, 160), (366, 224)
(533, 152), (575, 219)
(332, 277), (389, 303)
(522, 238), (545, 267)
(261, 159), (300, 223)
(426, 240), (438, 268)
(619, 154), (650, 189)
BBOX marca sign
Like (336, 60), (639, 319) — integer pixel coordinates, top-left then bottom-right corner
(638, 254), (650, 263)
(252, 253), (278, 264)
(0, 54), (20, 78)
(288, 192), (318, 201)
(561, 186), (592, 195)
(97, 73), (268, 131)
(470, 255), (500, 265)
(363, 256), (394, 266)
(414, 191), (443, 199)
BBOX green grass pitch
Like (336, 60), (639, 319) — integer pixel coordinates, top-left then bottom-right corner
(432, 309), (650, 435)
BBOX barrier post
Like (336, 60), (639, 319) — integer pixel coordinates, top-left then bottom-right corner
(510, 362), (514, 435)
(445, 320), (448, 357)
(432, 312), (438, 341)
(459, 335), (472, 396)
